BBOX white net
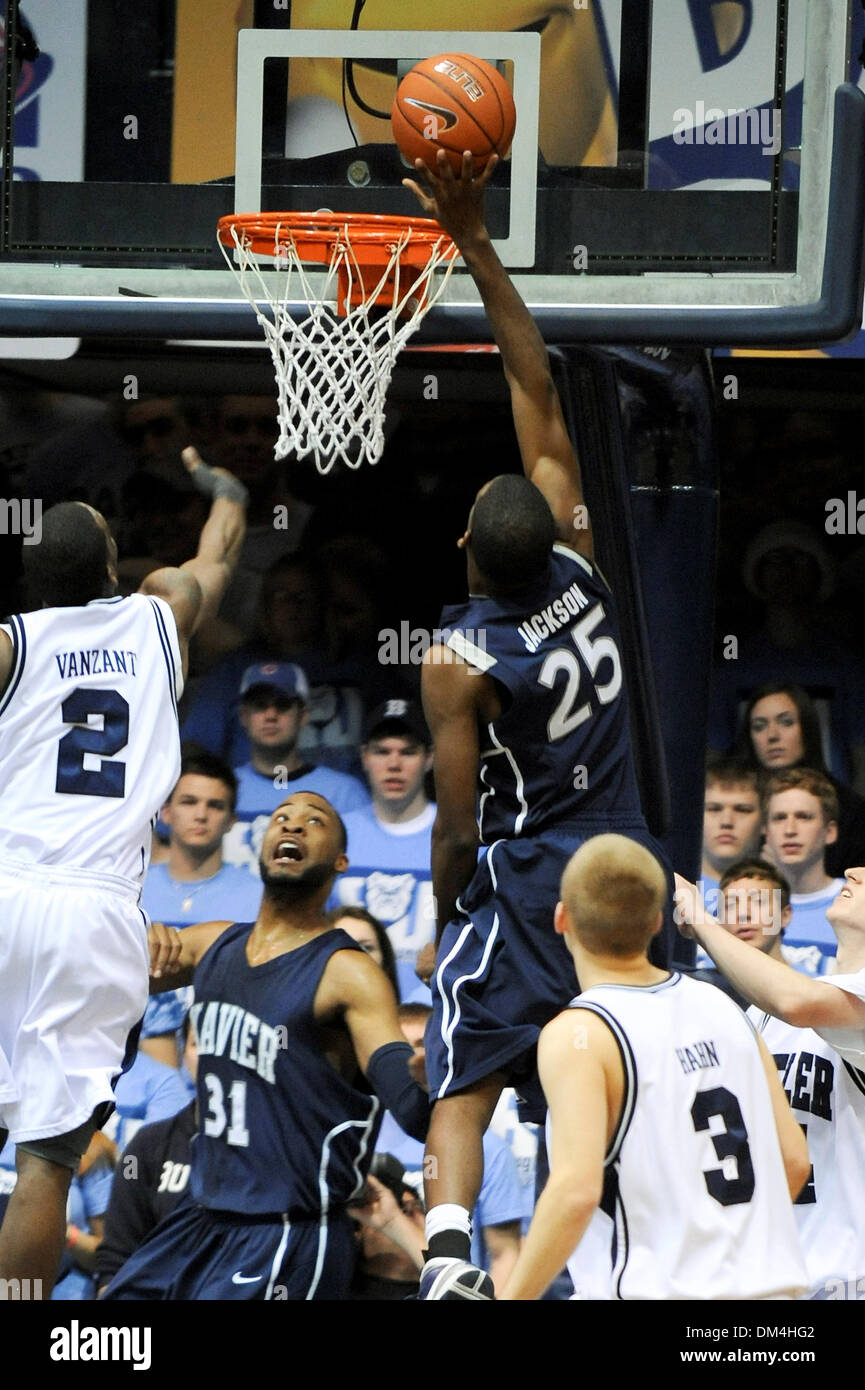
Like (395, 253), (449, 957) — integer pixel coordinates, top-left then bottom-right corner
(219, 217), (458, 473)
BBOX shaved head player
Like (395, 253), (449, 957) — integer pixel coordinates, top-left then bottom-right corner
(500, 837), (809, 1301)
(0, 448), (246, 1296)
(103, 792), (429, 1301)
(404, 152), (674, 1299)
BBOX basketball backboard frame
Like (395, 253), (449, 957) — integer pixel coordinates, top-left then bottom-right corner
(233, 30), (540, 269)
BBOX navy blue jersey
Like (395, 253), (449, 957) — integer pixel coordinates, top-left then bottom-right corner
(188, 924), (380, 1216)
(440, 543), (643, 843)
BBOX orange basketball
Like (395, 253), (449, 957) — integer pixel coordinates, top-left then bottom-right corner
(391, 53), (516, 175)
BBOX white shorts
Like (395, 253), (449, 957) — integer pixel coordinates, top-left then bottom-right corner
(0, 859), (150, 1144)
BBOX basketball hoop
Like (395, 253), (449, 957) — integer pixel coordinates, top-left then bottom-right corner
(217, 212), (458, 473)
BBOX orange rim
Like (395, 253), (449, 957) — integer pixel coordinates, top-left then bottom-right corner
(218, 212), (457, 315)
(217, 211), (455, 263)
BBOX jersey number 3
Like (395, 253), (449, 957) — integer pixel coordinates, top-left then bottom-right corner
(55, 687), (130, 798)
(538, 604), (623, 741)
(691, 1087), (756, 1206)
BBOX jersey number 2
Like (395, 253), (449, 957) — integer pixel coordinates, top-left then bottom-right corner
(538, 604), (623, 741)
(55, 687), (129, 798)
(691, 1086), (756, 1206)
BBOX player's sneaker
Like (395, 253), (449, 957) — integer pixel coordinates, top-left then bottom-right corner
(418, 1257), (494, 1300)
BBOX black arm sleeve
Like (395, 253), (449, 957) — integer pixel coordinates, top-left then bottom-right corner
(366, 1042), (430, 1143)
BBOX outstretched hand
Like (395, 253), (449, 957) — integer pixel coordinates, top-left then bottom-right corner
(181, 446), (240, 490)
(402, 149), (499, 247)
(148, 921), (184, 979)
(181, 445), (248, 507)
(673, 872), (712, 939)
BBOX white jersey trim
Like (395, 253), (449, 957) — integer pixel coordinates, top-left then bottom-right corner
(446, 629), (497, 672)
(844, 1059), (865, 1100)
(307, 1101), (380, 1300)
(611, 1183), (631, 1299)
(0, 614), (26, 719)
(568, 999), (639, 1165)
(552, 542), (594, 577)
(437, 842), (504, 1098)
(481, 724), (528, 838)
(264, 1216), (291, 1300)
(146, 596), (183, 712)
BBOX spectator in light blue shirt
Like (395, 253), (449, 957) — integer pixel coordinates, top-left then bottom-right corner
(140, 748), (262, 1066)
(762, 768), (845, 958)
(328, 698), (436, 1001)
(700, 756), (763, 912)
(694, 756), (764, 975)
(106, 1053), (191, 1155)
(223, 662), (369, 874)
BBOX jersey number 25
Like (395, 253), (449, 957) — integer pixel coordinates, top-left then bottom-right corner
(538, 604), (623, 741)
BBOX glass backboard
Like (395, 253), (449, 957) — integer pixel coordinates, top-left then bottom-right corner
(0, 0), (861, 344)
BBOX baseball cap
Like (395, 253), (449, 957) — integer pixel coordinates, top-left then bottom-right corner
(742, 520), (835, 602)
(239, 662), (310, 702)
(364, 698), (430, 745)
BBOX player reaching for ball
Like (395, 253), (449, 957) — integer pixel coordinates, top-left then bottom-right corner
(0, 448), (246, 1296)
(403, 151), (675, 1300)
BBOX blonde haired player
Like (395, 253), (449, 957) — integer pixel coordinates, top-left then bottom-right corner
(0, 448), (246, 1296)
(499, 835), (809, 1301)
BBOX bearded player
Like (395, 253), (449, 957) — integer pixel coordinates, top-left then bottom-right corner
(103, 792), (428, 1301)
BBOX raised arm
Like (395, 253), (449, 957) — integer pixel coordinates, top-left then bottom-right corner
(138, 447), (247, 674)
(405, 152), (592, 558)
(675, 873), (865, 1031)
(421, 648), (481, 946)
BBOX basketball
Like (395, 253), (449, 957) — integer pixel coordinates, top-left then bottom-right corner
(391, 53), (516, 175)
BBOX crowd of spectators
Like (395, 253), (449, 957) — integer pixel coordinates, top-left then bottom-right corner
(2, 386), (864, 1297)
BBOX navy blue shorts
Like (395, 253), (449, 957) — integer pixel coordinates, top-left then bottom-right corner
(426, 821), (672, 1118)
(102, 1199), (355, 1301)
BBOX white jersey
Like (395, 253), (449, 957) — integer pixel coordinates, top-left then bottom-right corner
(564, 972), (807, 1300)
(0, 594), (182, 886)
(750, 1007), (865, 1296)
(814, 969), (865, 1070)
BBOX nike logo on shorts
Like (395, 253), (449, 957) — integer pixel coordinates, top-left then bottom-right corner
(231, 1271), (263, 1285)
